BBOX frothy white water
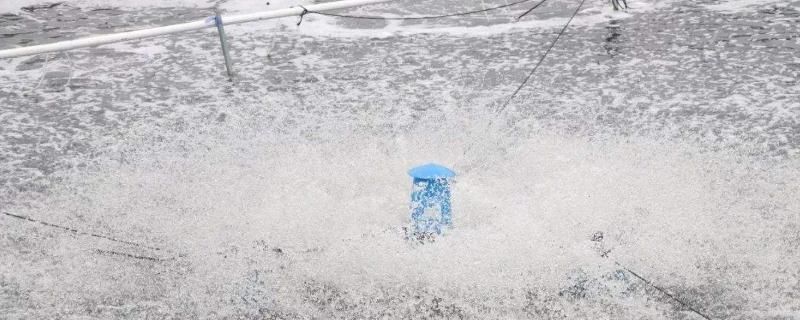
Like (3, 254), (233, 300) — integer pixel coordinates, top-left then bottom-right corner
(704, 0), (798, 13)
(0, 0), (211, 14)
(0, 0), (317, 14)
(0, 0), (667, 38)
(227, 0), (675, 38)
(3, 102), (798, 317)
(2, 0), (799, 318)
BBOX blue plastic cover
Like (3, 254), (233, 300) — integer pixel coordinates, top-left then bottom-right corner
(408, 163), (456, 179)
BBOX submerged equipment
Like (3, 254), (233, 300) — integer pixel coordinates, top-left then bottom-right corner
(408, 163), (456, 235)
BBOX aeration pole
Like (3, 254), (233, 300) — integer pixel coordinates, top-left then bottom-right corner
(213, 12), (235, 80)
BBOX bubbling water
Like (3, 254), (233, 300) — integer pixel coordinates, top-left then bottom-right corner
(3, 102), (798, 318)
(2, 0), (799, 316)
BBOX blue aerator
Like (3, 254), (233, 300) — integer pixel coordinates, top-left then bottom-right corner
(408, 163), (456, 235)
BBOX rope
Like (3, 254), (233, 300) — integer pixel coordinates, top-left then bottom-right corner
(303, 0), (541, 21)
(297, 5), (309, 26)
(591, 233), (713, 319)
(516, 0), (548, 20)
(611, 0), (629, 10)
(497, 0), (586, 114)
(456, 0), (583, 173)
(616, 262), (714, 320)
(1, 211), (164, 252)
(95, 249), (173, 262)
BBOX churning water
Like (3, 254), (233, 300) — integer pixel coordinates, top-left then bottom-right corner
(1, 0), (799, 318)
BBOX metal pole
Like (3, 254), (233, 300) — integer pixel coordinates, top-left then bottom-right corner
(0, 0), (393, 59)
(214, 13), (234, 80)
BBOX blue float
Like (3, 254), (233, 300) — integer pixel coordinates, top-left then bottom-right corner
(408, 163), (456, 235)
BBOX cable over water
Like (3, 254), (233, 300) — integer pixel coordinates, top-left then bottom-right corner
(497, 0), (588, 113)
(302, 0), (544, 21)
(1, 211), (164, 252)
(456, 0), (587, 174)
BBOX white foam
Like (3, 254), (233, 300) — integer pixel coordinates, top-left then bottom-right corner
(248, 0), (674, 38)
(2, 0), (798, 317)
(5, 106), (798, 316)
(219, 0), (310, 14)
(2, 0), (668, 39)
(106, 41), (170, 57)
(704, 0), (789, 13)
(0, 0), (326, 14)
(0, 0), (211, 14)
